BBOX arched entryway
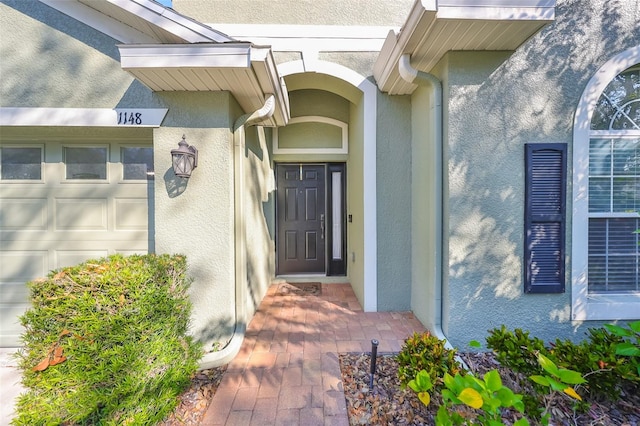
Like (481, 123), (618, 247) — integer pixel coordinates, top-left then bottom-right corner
(275, 60), (378, 311)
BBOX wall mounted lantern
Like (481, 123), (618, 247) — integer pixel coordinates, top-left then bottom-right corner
(171, 135), (198, 178)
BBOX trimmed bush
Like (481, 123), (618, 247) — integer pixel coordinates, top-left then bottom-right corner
(13, 254), (203, 425)
(397, 331), (462, 389)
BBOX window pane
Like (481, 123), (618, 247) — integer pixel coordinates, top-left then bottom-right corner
(589, 138), (640, 213)
(613, 139), (640, 176)
(588, 177), (610, 212)
(612, 177), (640, 212)
(122, 147), (153, 180)
(331, 171), (342, 260)
(591, 66), (640, 130)
(65, 147), (107, 179)
(1, 147), (42, 180)
(589, 139), (611, 176)
(588, 218), (639, 293)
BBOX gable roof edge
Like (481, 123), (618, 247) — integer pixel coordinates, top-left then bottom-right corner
(39, 0), (235, 44)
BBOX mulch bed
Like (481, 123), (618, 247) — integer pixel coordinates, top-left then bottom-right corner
(160, 352), (639, 425)
(339, 352), (640, 426)
(158, 365), (226, 425)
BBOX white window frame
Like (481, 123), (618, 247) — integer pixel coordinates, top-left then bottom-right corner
(572, 45), (640, 321)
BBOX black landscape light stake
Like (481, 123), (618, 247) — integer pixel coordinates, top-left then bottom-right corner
(369, 339), (379, 388)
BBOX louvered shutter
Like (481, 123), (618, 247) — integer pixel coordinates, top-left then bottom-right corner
(524, 143), (567, 293)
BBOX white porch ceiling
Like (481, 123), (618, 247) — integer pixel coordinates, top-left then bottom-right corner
(374, 0), (557, 95)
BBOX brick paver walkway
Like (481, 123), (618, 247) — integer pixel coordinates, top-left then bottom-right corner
(201, 282), (426, 425)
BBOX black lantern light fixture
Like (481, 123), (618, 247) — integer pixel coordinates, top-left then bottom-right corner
(171, 135), (198, 178)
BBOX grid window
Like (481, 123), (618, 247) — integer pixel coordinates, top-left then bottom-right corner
(65, 147), (107, 180)
(122, 147), (153, 180)
(587, 65), (640, 295)
(0, 147), (42, 180)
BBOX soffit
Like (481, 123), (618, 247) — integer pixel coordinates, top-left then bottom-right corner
(119, 43), (289, 127)
(374, 0), (556, 95)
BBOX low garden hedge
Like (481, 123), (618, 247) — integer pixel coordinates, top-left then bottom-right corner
(13, 254), (203, 425)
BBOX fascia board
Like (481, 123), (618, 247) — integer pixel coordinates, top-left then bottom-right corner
(118, 43), (252, 69)
(40, 0), (234, 44)
(106, 0), (234, 43)
(39, 0), (157, 43)
(436, 5), (556, 21)
(374, 0), (556, 94)
(250, 46), (290, 126)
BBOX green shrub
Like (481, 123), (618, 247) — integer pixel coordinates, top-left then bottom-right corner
(604, 321), (640, 379)
(14, 254), (203, 425)
(397, 331), (462, 389)
(487, 324), (638, 402)
(549, 327), (633, 400)
(485, 326), (546, 377)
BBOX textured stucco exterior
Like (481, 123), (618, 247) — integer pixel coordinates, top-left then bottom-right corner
(0, 1), (133, 107)
(439, 0), (640, 347)
(376, 92), (412, 311)
(172, 0), (412, 26)
(2, 0), (639, 356)
(152, 92), (239, 349)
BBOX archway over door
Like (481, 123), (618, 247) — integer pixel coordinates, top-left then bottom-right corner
(277, 60), (377, 311)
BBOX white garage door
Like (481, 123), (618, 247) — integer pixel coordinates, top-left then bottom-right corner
(0, 138), (153, 347)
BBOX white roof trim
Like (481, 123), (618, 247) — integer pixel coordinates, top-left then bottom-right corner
(39, 0), (234, 44)
(0, 107), (168, 127)
(208, 24), (397, 52)
(374, 0), (556, 95)
(119, 43), (252, 69)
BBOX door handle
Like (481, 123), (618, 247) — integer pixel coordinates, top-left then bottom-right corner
(320, 214), (325, 240)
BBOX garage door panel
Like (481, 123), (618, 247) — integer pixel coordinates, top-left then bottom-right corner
(0, 283), (30, 305)
(56, 250), (110, 269)
(1, 141), (152, 347)
(55, 199), (107, 231)
(0, 199), (47, 230)
(115, 198), (148, 230)
(0, 232), (149, 242)
(0, 304), (29, 346)
(0, 251), (48, 283)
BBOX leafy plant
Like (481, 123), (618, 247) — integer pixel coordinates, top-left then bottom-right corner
(485, 326), (546, 377)
(436, 370), (529, 426)
(604, 320), (640, 378)
(407, 369), (434, 406)
(549, 327), (633, 399)
(397, 331), (462, 389)
(529, 353), (586, 424)
(14, 254), (203, 425)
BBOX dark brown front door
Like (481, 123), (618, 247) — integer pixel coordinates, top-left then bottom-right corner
(276, 164), (326, 274)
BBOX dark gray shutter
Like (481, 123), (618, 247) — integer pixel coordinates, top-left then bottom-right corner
(524, 143), (567, 293)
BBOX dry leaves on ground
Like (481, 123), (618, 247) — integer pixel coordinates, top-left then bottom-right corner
(159, 365), (227, 425)
(339, 352), (640, 426)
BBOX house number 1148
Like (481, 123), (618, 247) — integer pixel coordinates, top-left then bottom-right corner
(117, 111), (143, 125)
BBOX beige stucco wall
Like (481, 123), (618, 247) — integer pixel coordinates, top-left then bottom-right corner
(375, 92), (412, 310)
(152, 91), (254, 350)
(172, 0), (413, 26)
(440, 0), (640, 347)
(0, 1), (139, 108)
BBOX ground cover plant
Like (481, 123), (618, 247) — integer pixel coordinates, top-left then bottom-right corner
(13, 254), (203, 425)
(340, 324), (640, 425)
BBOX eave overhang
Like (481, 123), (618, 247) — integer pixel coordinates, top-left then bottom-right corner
(119, 43), (289, 127)
(373, 0), (556, 95)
